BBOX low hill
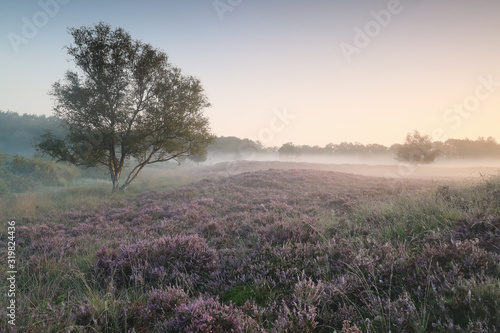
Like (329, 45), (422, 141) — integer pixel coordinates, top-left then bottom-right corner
(183, 160), (500, 181)
(6, 166), (500, 331)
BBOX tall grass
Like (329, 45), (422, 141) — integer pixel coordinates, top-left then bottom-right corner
(1, 169), (499, 332)
(0, 169), (196, 221)
(347, 176), (500, 245)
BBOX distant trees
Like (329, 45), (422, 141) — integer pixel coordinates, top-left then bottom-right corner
(37, 23), (214, 192)
(0, 151), (8, 195)
(395, 131), (440, 164)
(0, 152), (81, 194)
(172, 134), (500, 161)
(188, 153), (208, 165)
(441, 137), (500, 159)
(0, 111), (63, 156)
(208, 136), (265, 158)
(2, 107), (500, 165)
(278, 142), (300, 156)
(277, 141), (390, 157)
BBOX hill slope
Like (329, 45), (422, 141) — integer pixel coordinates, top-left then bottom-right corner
(4, 168), (500, 332)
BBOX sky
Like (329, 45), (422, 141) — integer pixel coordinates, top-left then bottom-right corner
(1, 0), (499, 147)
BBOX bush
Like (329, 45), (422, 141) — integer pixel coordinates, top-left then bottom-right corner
(395, 130), (440, 164)
(0, 154), (81, 192)
(164, 297), (261, 332)
(0, 177), (9, 195)
(146, 286), (190, 318)
(96, 234), (219, 290)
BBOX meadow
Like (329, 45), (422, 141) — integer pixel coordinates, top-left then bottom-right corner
(0, 161), (499, 332)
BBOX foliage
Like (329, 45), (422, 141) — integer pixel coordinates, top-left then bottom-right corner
(2, 107), (500, 163)
(0, 153), (81, 194)
(278, 142), (300, 156)
(96, 234), (219, 290)
(0, 151), (9, 195)
(188, 153), (208, 164)
(396, 130), (441, 164)
(3, 169), (500, 332)
(208, 136), (267, 157)
(440, 136), (500, 159)
(37, 22), (214, 192)
(0, 111), (64, 156)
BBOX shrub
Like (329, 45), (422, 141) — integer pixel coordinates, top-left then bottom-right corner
(164, 297), (261, 332)
(257, 218), (322, 246)
(272, 275), (324, 333)
(96, 234), (219, 290)
(145, 286), (190, 318)
(0, 177), (9, 195)
(431, 276), (500, 331)
(451, 214), (500, 254)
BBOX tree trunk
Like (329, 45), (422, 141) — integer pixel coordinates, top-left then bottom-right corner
(112, 179), (119, 192)
(110, 157), (123, 192)
(111, 173), (121, 193)
(119, 161), (148, 192)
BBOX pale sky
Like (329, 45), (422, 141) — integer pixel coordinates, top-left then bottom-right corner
(1, 0), (499, 147)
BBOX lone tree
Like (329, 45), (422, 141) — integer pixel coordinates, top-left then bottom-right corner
(395, 130), (440, 164)
(37, 23), (215, 192)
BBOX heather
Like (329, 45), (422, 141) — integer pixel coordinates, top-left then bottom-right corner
(1, 167), (499, 332)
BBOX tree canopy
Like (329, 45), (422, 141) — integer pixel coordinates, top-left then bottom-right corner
(37, 23), (215, 191)
(395, 130), (440, 164)
(0, 111), (63, 156)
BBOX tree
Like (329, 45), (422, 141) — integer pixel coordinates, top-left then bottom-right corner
(0, 151), (8, 195)
(395, 130), (440, 164)
(278, 142), (299, 156)
(0, 110), (64, 156)
(188, 153), (208, 165)
(37, 23), (215, 192)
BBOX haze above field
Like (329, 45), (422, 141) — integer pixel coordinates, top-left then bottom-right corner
(1, 0), (500, 147)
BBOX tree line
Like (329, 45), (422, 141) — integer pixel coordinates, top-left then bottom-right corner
(1, 22), (499, 192)
(0, 111), (64, 156)
(1, 110), (500, 162)
(210, 135), (500, 161)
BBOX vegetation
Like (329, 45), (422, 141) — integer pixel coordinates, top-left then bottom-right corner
(0, 111), (64, 156)
(395, 131), (441, 164)
(37, 23), (214, 192)
(274, 135), (500, 163)
(1, 166), (499, 332)
(0, 152), (82, 195)
(188, 153), (208, 165)
(2, 108), (500, 164)
(0, 155), (197, 220)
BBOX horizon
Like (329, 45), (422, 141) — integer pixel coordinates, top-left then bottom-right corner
(1, 109), (499, 149)
(1, 0), (499, 147)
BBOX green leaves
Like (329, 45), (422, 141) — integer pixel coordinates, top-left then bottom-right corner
(38, 22), (214, 191)
(395, 130), (440, 164)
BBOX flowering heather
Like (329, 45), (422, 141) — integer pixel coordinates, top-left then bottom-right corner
(2, 166), (500, 332)
(96, 234), (219, 290)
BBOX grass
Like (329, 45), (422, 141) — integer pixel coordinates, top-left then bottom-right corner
(0, 168), (197, 221)
(350, 192), (461, 244)
(344, 176), (500, 246)
(1, 166), (499, 332)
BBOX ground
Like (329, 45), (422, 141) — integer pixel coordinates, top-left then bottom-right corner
(1, 160), (499, 332)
